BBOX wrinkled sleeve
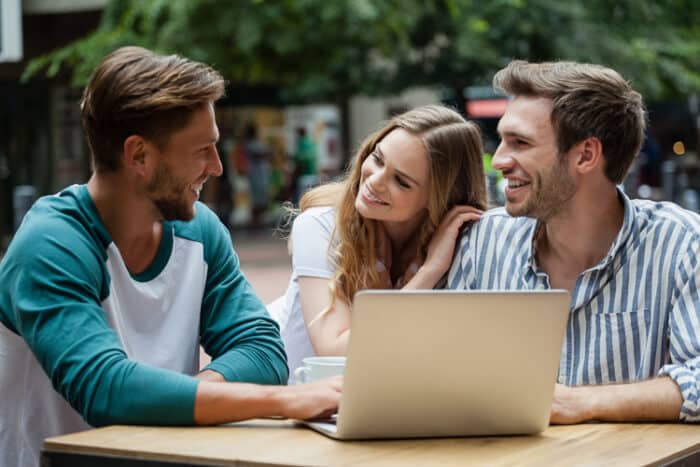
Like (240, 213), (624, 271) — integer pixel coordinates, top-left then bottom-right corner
(199, 209), (288, 384)
(10, 221), (198, 427)
(290, 208), (336, 280)
(659, 240), (700, 422)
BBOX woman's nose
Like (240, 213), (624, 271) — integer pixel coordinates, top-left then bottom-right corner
(369, 169), (389, 191)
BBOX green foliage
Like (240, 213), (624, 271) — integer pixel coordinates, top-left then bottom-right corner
(21, 0), (700, 101)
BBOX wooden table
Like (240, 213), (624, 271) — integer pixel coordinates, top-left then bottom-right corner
(42, 419), (700, 466)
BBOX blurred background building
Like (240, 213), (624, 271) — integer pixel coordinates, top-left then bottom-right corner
(1, 0), (699, 252)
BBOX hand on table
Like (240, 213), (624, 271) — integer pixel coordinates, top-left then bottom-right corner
(549, 383), (592, 424)
(278, 376), (343, 420)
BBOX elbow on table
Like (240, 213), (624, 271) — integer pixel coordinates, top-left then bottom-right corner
(78, 396), (132, 427)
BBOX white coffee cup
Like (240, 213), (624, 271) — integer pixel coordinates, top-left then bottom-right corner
(294, 356), (346, 383)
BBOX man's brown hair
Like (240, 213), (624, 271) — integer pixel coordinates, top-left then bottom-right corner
(80, 46), (225, 173)
(493, 60), (646, 184)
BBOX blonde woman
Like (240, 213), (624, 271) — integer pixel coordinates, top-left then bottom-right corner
(280, 105), (488, 381)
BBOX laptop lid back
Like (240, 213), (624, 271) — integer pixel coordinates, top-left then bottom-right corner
(335, 290), (570, 439)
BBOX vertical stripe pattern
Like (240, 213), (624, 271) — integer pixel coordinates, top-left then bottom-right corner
(448, 190), (700, 422)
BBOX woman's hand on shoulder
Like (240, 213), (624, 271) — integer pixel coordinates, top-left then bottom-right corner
(420, 205), (483, 285)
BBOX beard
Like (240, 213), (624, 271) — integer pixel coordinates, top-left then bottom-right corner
(506, 154), (576, 221)
(146, 163), (197, 221)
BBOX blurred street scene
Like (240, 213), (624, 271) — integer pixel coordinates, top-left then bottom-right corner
(199, 228), (291, 366)
(234, 229), (290, 305)
(1, 0), (700, 255)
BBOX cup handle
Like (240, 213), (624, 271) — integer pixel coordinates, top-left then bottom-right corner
(294, 366), (309, 384)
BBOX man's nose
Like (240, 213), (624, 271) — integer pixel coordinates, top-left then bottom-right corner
(209, 146), (223, 177)
(491, 143), (511, 172)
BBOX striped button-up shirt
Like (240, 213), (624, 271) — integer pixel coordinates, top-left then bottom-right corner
(448, 190), (700, 421)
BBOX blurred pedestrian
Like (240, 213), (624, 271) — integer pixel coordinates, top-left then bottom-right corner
(244, 123), (271, 226)
(293, 127), (319, 203)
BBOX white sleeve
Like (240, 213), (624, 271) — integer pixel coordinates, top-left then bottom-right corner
(290, 208), (336, 279)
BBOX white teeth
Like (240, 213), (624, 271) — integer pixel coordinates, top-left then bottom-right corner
(508, 180), (529, 188)
(365, 186), (386, 204)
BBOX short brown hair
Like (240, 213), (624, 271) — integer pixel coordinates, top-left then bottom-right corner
(80, 46), (225, 173)
(493, 60), (646, 184)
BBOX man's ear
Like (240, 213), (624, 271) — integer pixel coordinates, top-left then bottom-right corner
(572, 137), (603, 175)
(122, 135), (149, 176)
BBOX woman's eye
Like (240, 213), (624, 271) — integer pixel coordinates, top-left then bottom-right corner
(396, 176), (410, 188)
(371, 152), (382, 163)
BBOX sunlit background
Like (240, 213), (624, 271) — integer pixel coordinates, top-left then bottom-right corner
(1, 0), (699, 253)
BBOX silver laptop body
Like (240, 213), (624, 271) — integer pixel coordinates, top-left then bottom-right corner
(304, 289), (570, 440)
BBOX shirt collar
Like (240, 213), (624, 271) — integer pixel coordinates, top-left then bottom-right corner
(523, 221), (543, 273)
(598, 187), (636, 269)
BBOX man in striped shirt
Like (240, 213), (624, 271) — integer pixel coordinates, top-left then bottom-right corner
(449, 60), (700, 423)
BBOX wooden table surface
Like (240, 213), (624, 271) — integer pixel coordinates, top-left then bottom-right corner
(42, 419), (700, 467)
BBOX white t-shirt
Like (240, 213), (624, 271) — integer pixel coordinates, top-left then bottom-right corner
(280, 206), (337, 383)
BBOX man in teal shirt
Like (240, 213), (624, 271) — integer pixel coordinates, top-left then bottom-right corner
(0, 46), (340, 466)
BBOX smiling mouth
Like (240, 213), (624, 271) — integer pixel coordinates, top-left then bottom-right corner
(364, 185), (388, 205)
(507, 179), (530, 189)
(191, 180), (206, 198)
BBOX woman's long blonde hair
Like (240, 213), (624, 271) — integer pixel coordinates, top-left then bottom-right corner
(300, 104), (487, 310)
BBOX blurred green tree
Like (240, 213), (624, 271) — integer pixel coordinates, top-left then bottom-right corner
(383, 0), (700, 101)
(22, 0), (700, 162)
(22, 0), (421, 160)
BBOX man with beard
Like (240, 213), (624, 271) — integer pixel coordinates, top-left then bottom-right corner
(0, 47), (340, 467)
(449, 60), (700, 424)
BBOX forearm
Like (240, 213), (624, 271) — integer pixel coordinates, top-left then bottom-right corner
(589, 377), (682, 421)
(300, 277), (351, 356)
(555, 377), (683, 423)
(194, 377), (343, 424)
(194, 381), (283, 424)
(312, 328), (350, 356)
(403, 264), (444, 290)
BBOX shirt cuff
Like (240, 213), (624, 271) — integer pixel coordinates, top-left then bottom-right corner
(659, 364), (700, 422)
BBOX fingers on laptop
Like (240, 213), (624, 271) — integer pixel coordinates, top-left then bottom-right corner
(281, 376), (342, 420)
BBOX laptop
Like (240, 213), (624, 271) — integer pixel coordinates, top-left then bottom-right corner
(301, 289), (570, 440)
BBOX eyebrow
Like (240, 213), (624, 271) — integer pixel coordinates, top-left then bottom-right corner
(375, 146), (421, 186)
(198, 138), (218, 149)
(498, 128), (533, 143)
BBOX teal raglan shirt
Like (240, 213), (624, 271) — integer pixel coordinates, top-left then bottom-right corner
(0, 184), (287, 429)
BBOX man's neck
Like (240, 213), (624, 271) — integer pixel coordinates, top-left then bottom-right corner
(87, 174), (163, 274)
(536, 184), (624, 291)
